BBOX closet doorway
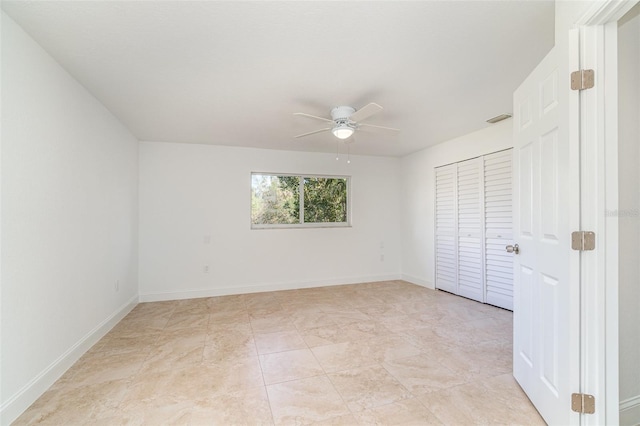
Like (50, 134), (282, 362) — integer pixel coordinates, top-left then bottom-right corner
(435, 148), (514, 310)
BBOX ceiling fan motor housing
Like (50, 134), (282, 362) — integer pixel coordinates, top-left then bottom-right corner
(330, 106), (356, 122)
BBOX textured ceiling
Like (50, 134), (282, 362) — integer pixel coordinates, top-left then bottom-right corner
(2, 1), (554, 157)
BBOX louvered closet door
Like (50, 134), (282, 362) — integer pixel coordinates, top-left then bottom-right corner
(484, 150), (513, 310)
(456, 158), (484, 302)
(435, 164), (457, 294)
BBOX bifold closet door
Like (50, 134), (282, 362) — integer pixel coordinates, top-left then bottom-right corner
(434, 149), (514, 310)
(483, 150), (513, 310)
(435, 164), (457, 294)
(456, 158), (484, 302)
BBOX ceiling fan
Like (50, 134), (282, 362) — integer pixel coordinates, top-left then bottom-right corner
(293, 103), (400, 140)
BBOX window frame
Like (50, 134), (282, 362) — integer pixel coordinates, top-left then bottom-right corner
(250, 172), (352, 229)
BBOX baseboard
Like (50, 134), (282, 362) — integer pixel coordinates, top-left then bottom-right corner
(620, 395), (640, 425)
(401, 274), (434, 289)
(139, 274), (403, 302)
(0, 295), (138, 425)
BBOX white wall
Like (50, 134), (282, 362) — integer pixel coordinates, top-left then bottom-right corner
(399, 119), (513, 288)
(138, 142), (401, 300)
(1, 13), (139, 424)
(618, 3), (640, 422)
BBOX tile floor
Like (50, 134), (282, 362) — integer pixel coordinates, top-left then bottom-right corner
(15, 280), (545, 425)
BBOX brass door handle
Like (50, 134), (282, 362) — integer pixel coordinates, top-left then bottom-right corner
(506, 244), (520, 254)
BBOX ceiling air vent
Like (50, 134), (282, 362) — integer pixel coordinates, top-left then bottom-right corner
(486, 113), (512, 124)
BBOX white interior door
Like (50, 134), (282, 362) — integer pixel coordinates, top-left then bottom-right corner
(512, 45), (579, 424)
(484, 149), (513, 310)
(435, 164), (458, 294)
(456, 157), (484, 302)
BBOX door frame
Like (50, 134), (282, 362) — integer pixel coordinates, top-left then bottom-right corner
(574, 1), (639, 424)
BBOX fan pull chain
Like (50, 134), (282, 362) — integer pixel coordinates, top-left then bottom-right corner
(347, 144), (351, 164)
(336, 141), (340, 161)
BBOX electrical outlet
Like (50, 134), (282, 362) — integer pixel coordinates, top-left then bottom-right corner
(380, 241), (385, 249)
(203, 265), (210, 273)
(380, 254), (385, 262)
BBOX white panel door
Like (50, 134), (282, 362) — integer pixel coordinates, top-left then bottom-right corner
(456, 158), (484, 302)
(435, 164), (457, 294)
(484, 149), (513, 310)
(513, 46), (578, 424)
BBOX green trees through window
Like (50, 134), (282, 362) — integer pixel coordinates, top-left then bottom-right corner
(251, 174), (349, 227)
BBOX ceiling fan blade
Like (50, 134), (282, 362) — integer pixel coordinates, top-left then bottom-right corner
(294, 128), (332, 138)
(358, 122), (400, 132)
(293, 112), (333, 123)
(349, 103), (383, 122)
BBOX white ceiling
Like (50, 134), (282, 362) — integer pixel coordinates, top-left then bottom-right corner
(2, 1), (555, 157)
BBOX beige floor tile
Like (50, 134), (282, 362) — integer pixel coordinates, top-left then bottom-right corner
(154, 326), (207, 346)
(109, 316), (170, 335)
(326, 309), (372, 326)
(375, 314), (419, 332)
(247, 301), (287, 317)
(309, 413), (360, 425)
(137, 337), (204, 374)
(328, 364), (413, 412)
(203, 328), (257, 362)
(339, 320), (394, 339)
(418, 340), (498, 383)
(128, 300), (176, 314)
(267, 375), (350, 425)
(418, 374), (545, 425)
(70, 351), (148, 387)
(437, 302), (494, 325)
(164, 312), (210, 331)
(356, 304), (407, 319)
(354, 397), (443, 425)
(314, 300), (357, 313)
(13, 379), (130, 425)
(122, 358), (264, 408)
(173, 297), (212, 315)
(250, 311), (297, 333)
(396, 325), (449, 351)
(311, 340), (379, 373)
(478, 374), (545, 424)
(254, 329), (307, 354)
(96, 332), (159, 355)
(189, 386), (274, 425)
(382, 354), (467, 395)
(300, 324), (359, 348)
(260, 348), (325, 385)
(208, 293), (246, 309)
(366, 335), (424, 363)
(208, 312), (252, 330)
(14, 282), (533, 426)
(430, 319), (490, 346)
(342, 293), (387, 307)
(201, 356), (266, 393)
(107, 400), (195, 425)
(392, 300), (440, 315)
(47, 366), (81, 391)
(290, 310), (338, 330)
(120, 370), (205, 411)
(465, 315), (513, 341)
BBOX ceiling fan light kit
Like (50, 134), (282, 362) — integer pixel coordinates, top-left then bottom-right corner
(332, 124), (355, 139)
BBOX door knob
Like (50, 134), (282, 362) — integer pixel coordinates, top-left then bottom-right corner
(506, 244), (520, 254)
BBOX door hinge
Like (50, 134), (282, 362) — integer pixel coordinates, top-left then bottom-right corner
(571, 393), (596, 414)
(571, 69), (595, 90)
(571, 231), (596, 251)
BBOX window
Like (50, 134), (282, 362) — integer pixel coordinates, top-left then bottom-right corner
(251, 173), (350, 228)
